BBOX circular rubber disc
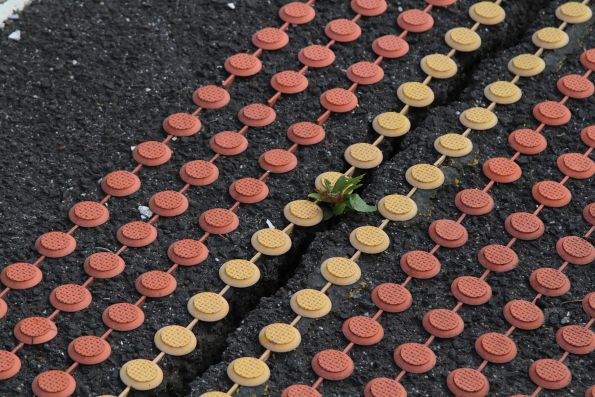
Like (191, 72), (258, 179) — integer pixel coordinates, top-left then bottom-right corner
(0, 350), (21, 380)
(342, 316), (384, 346)
(220, 259), (260, 288)
(320, 88), (358, 113)
(455, 189), (494, 216)
(1, 262), (42, 290)
(271, 70), (308, 94)
(224, 53), (262, 77)
(556, 236), (595, 265)
(451, 276), (492, 305)
(227, 357), (270, 387)
(447, 368), (490, 397)
(421, 54), (457, 79)
(460, 107), (498, 130)
(0, 299), (6, 320)
(556, 1), (592, 23)
(325, 18), (361, 42)
(364, 378), (406, 397)
(279, 2), (315, 24)
(528, 359), (571, 390)
(251, 228), (292, 256)
(503, 300), (544, 330)
(135, 270), (177, 298)
(428, 219), (468, 248)
(210, 131), (248, 156)
(120, 359), (163, 391)
(484, 81), (522, 104)
(349, 226), (390, 254)
(557, 152), (595, 179)
(282, 384), (321, 397)
(192, 85), (230, 109)
(371, 283), (412, 313)
(320, 257), (361, 286)
(32, 370), (76, 397)
(311, 350), (354, 381)
(259, 149), (298, 173)
(298, 45), (335, 68)
(508, 53), (546, 77)
(483, 157), (522, 183)
(508, 129), (547, 155)
(346, 61), (384, 85)
(68, 201), (109, 227)
(583, 292), (595, 317)
(290, 289), (331, 318)
(14, 316), (58, 345)
(377, 193), (417, 221)
(287, 122), (325, 145)
(149, 190), (189, 217)
(314, 171), (343, 191)
(132, 141), (172, 166)
(475, 332), (517, 363)
(532, 180), (571, 207)
(469, 1), (506, 25)
(83, 252), (125, 279)
(397, 9), (434, 32)
(397, 81), (435, 108)
(284, 200), (324, 227)
(478, 244), (519, 272)
(422, 309), (464, 338)
(251, 27), (288, 51)
(394, 343), (436, 373)
(504, 212), (545, 240)
(405, 163), (444, 189)
(101, 170), (141, 197)
(167, 239), (208, 266)
(532, 27), (569, 50)
(49, 284), (92, 312)
(583, 202), (595, 226)
(581, 125), (595, 147)
(434, 133), (473, 157)
(351, 0), (387, 16)
(102, 303), (144, 331)
(238, 103), (276, 127)
(229, 178), (269, 204)
(199, 208), (239, 235)
(154, 325), (198, 356)
(188, 292), (229, 321)
(533, 101), (571, 126)
(372, 35), (409, 58)
(445, 27), (481, 52)
(116, 221), (157, 247)
(556, 325), (595, 355)
(529, 267), (570, 296)
(344, 142), (383, 169)
(581, 48), (595, 71)
(180, 160), (219, 186)
(162, 113), (201, 137)
(35, 231), (76, 258)
(557, 74), (594, 99)
(68, 335), (111, 365)
(372, 112), (411, 137)
(400, 250), (441, 279)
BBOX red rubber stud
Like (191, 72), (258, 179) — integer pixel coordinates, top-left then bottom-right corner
(528, 359), (571, 390)
(68, 201), (109, 228)
(149, 190), (189, 217)
(279, 2), (316, 24)
(394, 343), (436, 373)
(180, 160), (219, 186)
(224, 53), (262, 77)
(287, 122), (325, 145)
(531, 181), (572, 207)
(342, 316), (384, 345)
(583, 292), (595, 318)
(32, 370), (76, 397)
(320, 88), (358, 113)
(428, 219), (468, 248)
(372, 35), (409, 59)
(199, 208), (239, 235)
(351, 0), (387, 16)
(556, 325), (595, 355)
(556, 236), (595, 265)
(298, 45), (336, 68)
(281, 384), (321, 397)
(167, 239), (208, 266)
(68, 335), (112, 365)
(364, 378), (407, 397)
(371, 283), (412, 313)
(238, 103), (276, 127)
(271, 70), (308, 94)
(102, 303), (144, 331)
(210, 131), (248, 156)
(0, 350), (21, 380)
(1, 262), (42, 289)
(447, 368), (489, 397)
(311, 349), (354, 381)
(584, 202), (595, 225)
(557, 153), (595, 179)
(14, 317), (58, 344)
(580, 48), (595, 71)
(508, 129), (547, 155)
(504, 212), (545, 240)
(451, 276), (492, 305)
(400, 250), (441, 279)
(347, 61), (384, 85)
(35, 231), (76, 258)
(482, 157), (522, 183)
(586, 385), (595, 397)
(529, 267), (570, 297)
(259, 149), (298, 173)
(397, 9), (434, 32)
(252, 27), (289, 50)
(422, 309), (464, 338)
(162, 113), (201, 137)
(135, 270), (177, 298)
(503, 300), (544, 330)
(455, 189), (494, 215)
(478, 244), (519, 272)
(116, 221), (157, 247)
(83, 252), (125, 279)
(229, 178), (269, 203)
(49, 284), (92, 312)
(325, 19), (361, 42)
(0, 299), (6, 319)
(101, 170), (141, 197)
(132, 141), (172, 166)
(532, 101), (571, 126)
(192, 85), (230, 109)
(426, 0), (457, 5)
(580, 125), (595, 147)
(557, 74), (594, 99)
(475, 332), (517, 363)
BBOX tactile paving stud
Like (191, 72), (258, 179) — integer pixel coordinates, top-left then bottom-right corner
(434, 133), (473, 158)
(35, 231), (76, 258)
(557, 74), (594, 99)
(279, 1), (316, 24)
(421, 54), (457, 79)
(117, 221), (157, 247)
(192, 85), (230, 109)
(397, 81), (434, 107)
(455, 189), (494, 216)
(400, 250), (441, 279)
(287, 122), (325, 145)
(224, 53), (262, 77)
(478, 244), (519, 272)
(198, 393), (229, 397)
(503, 300), (544, 330)
(102, 170), (141, 197)
(320, 88), (358, 113)
(484, 81), (523, 104)
(397, 9), (434, 32)
(311, 349), (354, 381)
(469, 1), (506, 25)
(557, 153), (595, 179)
(132, 141), (172, 166)
(460, 107), (498, 130)
(68, 335), (111, 365)
(282, 384), (322, 397)
(532, 180), (572, 207)
(1, 262), (42, 289)
(581, 125), (595, 147)
(298, 44), (336, 68)
(346, 61), (384, 85)
(199, 208), (239, 235)
(0, 299), (6, 319)
(349, 225), (390, 254)
(252, 27), (289, 50)
(227, 357), (270, 387)
(378, 194), (417, 221)
(149, 190), (189, 217)
(83, 252), (125, 279)
(372, 112), (411, 137)
(504, 212), (545, 240)
(120, 359), (163, 391)
(556, 236), (595, 265)
(315, 171), (344, 191)
(0, 350), (21, 380)
(219, 259), (260, 288)
(532, 27), (569, 49)
(583, 292), (595, 318)
(508, 53), (546, 77)
(210, 131), (248, 156)
(49, 284), (92, 312)
(372, 35), (409, 58)
(325, 18), (361, 42)
(445, 27), (481, 52)
(238, 103), (276, 127)
(32, 370), (76, 397)
(447, 368), (490, 397)
(14, 316), (58, 344)
(259, 323), (301, 353)
(154, 325), (197, 356)
(556, 325), (595, 355)
(162, 113), (201, 137)
(475, 332), (517, 363)
(423, 309), (464, 338)
(103, 303), (145, 331)
(529, 359), (572, 390)
(581, 48), (595, 71)
(406, 163), (444, 189)
(68, 201), (109, 228)
(188, 292), (229, 321)
(529, 267), (570, 296)
(320, 257), (361, 286)
(284, 200), (324, 227)
(508, 128), (547, 155)
(271, 70), (308, 94)
(259, 149), (298, 173)
(290, 289), (332, 318)
(364, 378), (407, 397)
(429, 219), (469, 248)
(584, 202), (595, 226)
(135, 270), (177, 298)
(342, 316), (384, 345)
(556, 1), (593, 23)
(394, 343), (436, 373)
(425, 0), (457, 5)
(351, 0), (387, 16)
(451, 276), (492, 305)
(482, 157), (522, 183)
(251, 228), (292, 255)
(229, 178), (269, 204)
(533, 101), (571, 126)
(371, 283), (412, 313)
(168, 239), (209, 267)
(344, 142), (383, 169)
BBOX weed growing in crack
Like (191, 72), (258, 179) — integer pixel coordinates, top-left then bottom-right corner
(309, 174), (376, 220)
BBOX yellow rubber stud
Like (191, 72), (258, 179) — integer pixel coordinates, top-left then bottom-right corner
(315, 171), (344, 191)
(434, 133), (473, 157)
(420, 54), (458, 79)
(120, 359), (163, 391)
(460, 107), (498, 130)
(349, 226), (390, 254)
(320, 257), (361, 285)
(199, 393), (229, 397)
(219, 259), (260, 288)
(154, 325), (197, 356)
(344, 143), (383, 169)
(405, 164), (445, 190)
(484, 81), (522, 104)
(397, 82), (435, 107)
(378, 194), (418, 221)
(251, 228), (292, 256)
(469, 1), (506, 25)
(445, 27), (481, 52)
(258, 323), (301, 352)
(508, 53), (546, 77)
(284, 200), (323, 227)
(188, 292), (229, 322)
(227, 357), (270, 387)
(372, 112), (411, 137)
(556, 2), (592, 23)
(290, 289), (332, 318)
(532, 27), (569, 50)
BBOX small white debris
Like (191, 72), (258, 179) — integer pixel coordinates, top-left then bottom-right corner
(138, 205), (153, 220)
(8, 13), (19, 20)
(71, 60), (78, 65)
(227, 2), (235, 9)
(266, 219), (275, 229)
(172, 136), (178, 141)
(8, 30), (21, 41)
(130, 145), (136, 151)
(145, 87), (151, 92)
(397, 6), (403, 12)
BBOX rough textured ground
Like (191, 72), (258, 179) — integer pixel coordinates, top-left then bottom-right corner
(0, 0), (593, 396)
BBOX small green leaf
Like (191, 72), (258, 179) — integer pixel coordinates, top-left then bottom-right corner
(349, 194), (377, 213)
(322, 206), (334, 221)
(331, 175), (347, 193)
(323, 179), (332, 191)
(308, 193), (321, 200)
(333, 202), (347, 215)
